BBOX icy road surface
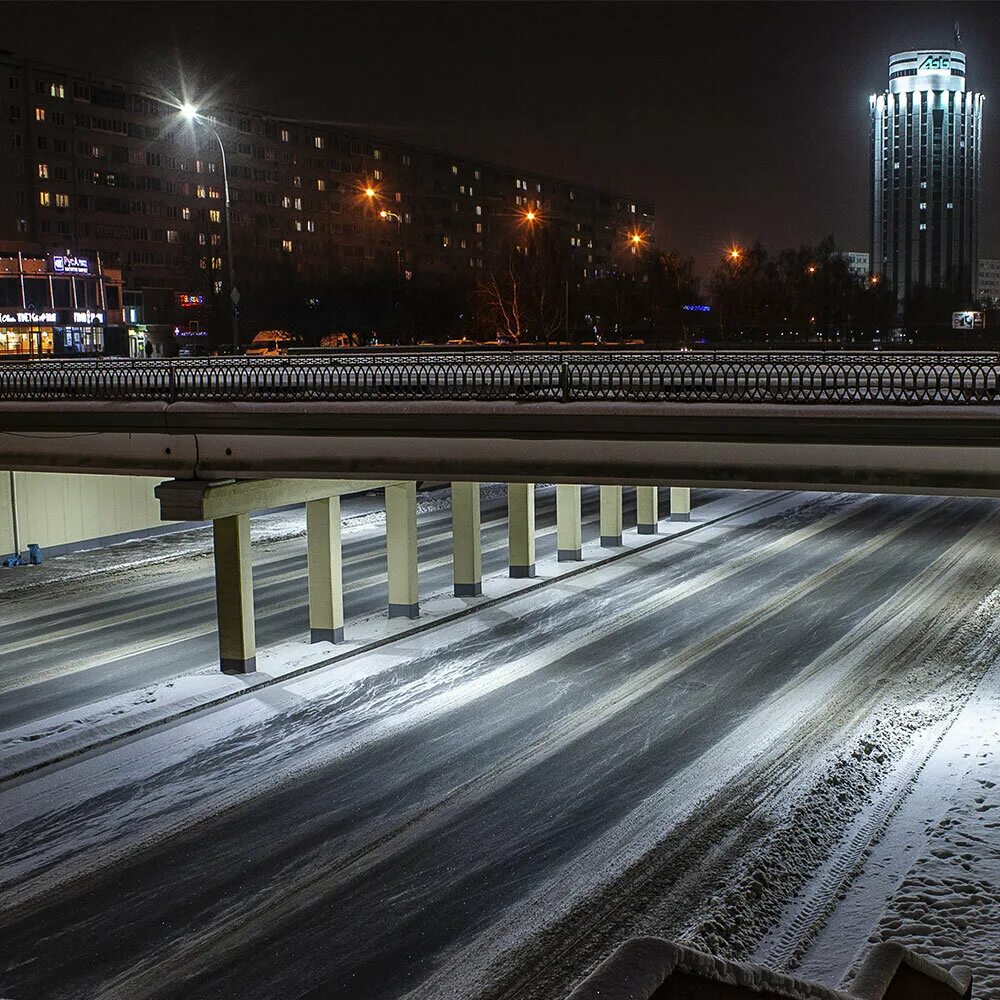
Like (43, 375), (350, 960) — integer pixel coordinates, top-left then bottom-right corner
(1, 491), (999, 998)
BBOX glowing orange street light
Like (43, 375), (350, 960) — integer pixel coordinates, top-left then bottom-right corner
(870, 273), (881, 286)
(629, 232), (644, 247)
(727, 245), (743, 263)
(524, 209), (536, 223)
(807, 263), (817, 274)
(364, 185), (377, 199)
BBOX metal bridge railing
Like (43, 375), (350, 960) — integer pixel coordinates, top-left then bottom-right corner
(1, 352), (1000, 405)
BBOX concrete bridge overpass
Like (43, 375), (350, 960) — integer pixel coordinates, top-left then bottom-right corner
(3, 351), (1000, 673)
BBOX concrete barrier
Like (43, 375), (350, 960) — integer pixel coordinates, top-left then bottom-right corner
(565, 938), (972, 1000)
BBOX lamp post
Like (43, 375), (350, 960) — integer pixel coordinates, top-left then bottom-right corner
(180, 102), (240, 353)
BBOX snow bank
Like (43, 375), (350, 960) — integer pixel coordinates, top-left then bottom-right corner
(857, 659), (1000, 998)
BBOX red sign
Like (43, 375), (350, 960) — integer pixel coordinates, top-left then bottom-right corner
(178, 294), (205, 308)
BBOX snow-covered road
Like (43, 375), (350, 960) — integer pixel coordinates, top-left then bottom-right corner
(0, 484), (681, 729)
(1, 490), (998, 999)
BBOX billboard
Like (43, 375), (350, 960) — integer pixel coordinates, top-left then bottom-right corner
(952, 311), (986, 330)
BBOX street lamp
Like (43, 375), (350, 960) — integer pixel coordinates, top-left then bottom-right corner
(172, 99), (240, 352)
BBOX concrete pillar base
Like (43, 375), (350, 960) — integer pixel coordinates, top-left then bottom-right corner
(558, 548), (583, 562)
(670, 487), (691, 522)
(510, 563), (536, 578)
(389, 602), (420, 619)
(221, 656), (257, 675)
(600, 534), (623, 548)
(637, 523), (657, 534)
(454, 582), (483, 597)
(311, 627), (345, 644)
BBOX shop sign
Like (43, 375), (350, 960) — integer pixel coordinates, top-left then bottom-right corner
(952, 311), (985, 330)
(0, 311), (57, 324)
(178, 294), (205, 308)
(52, 256), (90, 275)
(72, 310), (105, 324)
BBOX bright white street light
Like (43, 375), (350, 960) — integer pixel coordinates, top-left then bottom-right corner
(180, 102), (199, 121)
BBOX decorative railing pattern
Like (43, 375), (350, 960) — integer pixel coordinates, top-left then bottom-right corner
(1, 353), (1000, 405)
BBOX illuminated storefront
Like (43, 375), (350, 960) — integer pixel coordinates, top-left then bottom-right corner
(0, 250), (125, 356)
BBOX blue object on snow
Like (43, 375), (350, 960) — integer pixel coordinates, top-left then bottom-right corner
(27, 543), (42, 565)
(2, 554), (25, 567)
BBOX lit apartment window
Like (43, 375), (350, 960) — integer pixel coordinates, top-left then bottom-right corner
(211, 256), (222, 270)
(55, 193), (69, 207)
(373, 148), (381, 160)
(306, 220), (315, 232)
(946, 202), (954, 210)
(919, 202), (927, 210)
(50, 83), (64, 98)
(569, 190), (575, 201)
(293, 197), (301, 210)
(181, 207), (191, 220)
(34, 107), (45, 121)
(280, 129), (289, 142)
(314, 136), (324, 149)
(282, 196), (291, 209)
(475, 205), (482, 215)
(282, 239), (293, 252)
(395, 191), (402, 202)
(16, 219), (27, 232)
(630, 203), (636, 213)
(374, 169), (382, 181)
(474, 169), (481, 180)
(166, 229), (179, 243)
(317, 178), (326, 191)
(475, 222), (483, 233)
(451, 164), (458, 175)
(208, 187), (220, 199)
(209, 209), (221, 223)
(919, 222), (927, 231)
(195, 159), (203, 173)
(198, 233), (207, 245)
(39, 191), (50, 206)
(401, 154), (411, 166)
(196, 185), (206, 198)
(37, 163), (48, 178)
(441, 235), (450, 247)
(293, 175), (301, 187)
(211, 234), (220, 246)
(294, 220), (302, 231)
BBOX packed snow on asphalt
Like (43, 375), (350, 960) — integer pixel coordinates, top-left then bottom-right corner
(1, 488), (999, 999)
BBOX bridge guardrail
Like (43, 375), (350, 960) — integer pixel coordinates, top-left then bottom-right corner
(1, 353), (1000, 405)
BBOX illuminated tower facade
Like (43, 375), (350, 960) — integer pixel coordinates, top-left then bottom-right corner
(870, 50), (983, 305)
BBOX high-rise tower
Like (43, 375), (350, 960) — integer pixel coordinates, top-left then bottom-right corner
(870, 50), (983, 306)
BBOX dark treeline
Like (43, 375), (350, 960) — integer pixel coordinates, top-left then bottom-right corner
(210, 234), (991, 349)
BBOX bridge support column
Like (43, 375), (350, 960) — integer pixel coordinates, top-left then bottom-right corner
(386, 481), (419, 618)
(670, 487), (691, 522)
(212, 512), (256, 674)
(636, 486), (659, 534)
(600, 485), (623, 547)
(306, 496), (344, 643)
(452, 481), (482, 597)
(556, 484), (583, 561)
(507, 482), (535, 578)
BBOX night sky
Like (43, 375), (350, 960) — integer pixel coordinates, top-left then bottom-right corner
(9, 1), (998, 278)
